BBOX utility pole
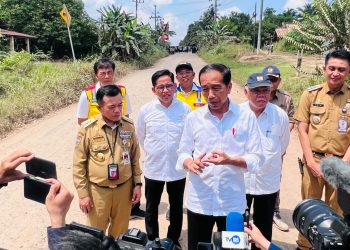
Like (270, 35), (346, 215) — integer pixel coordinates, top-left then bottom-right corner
(209, 0), (218, 21)
(132, 0), (144, 21)
(257, 0), (263, 54)
(150, 5), (161, 29)
(253, 2), (257, 50)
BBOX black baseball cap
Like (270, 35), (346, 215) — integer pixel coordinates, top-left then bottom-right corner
(246, 73), (272, 89)
(175, 62), (193, 73)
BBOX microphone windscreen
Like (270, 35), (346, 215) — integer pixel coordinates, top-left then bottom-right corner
(321, 157), (350, 194)
(226, 211), (244, 232)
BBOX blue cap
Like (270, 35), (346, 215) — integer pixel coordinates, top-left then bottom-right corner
(246, 73), (271, 89)
(262, 65), (281, 77)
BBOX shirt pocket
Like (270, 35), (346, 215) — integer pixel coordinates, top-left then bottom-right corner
(147, 121), (165, 140)
(310, 106), (326, 125)
(90, 142), (109, 163)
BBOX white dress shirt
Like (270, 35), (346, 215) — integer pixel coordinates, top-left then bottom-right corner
(136, 98), (191, 181)
(177, 100), (264, 216)
(77, 82), (132, 118)
(240, 102), (290, 195)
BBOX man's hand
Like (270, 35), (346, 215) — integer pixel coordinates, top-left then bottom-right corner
(184, 153), (209, 175)
(131, 185), (141, 204)
(307, 161), (323, 177)
(45, 179), (74, 228)
(204, 150), (231, 165)
(79, 196), (93, 214)
(244, 223), (271, 250)
(0, 150), (34, 184)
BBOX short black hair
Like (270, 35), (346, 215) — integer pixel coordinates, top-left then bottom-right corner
(96, 85), (122, 105)
(198, 64), (231, 86)
(94, 58), (115, 75)
(325, 50), (350, 65)
(151, 69), (174, 87)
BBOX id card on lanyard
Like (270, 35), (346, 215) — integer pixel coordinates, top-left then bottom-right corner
(103, 127), (119, 180)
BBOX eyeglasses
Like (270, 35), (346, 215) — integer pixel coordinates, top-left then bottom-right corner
(250, 88), (270, 95)
(155, 82), (175, 91)
(268, 77), (280, 83)
(177, 70), (193, 76)
(97, 71), (114, 77)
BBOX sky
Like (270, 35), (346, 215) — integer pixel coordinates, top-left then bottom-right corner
(83, 0), (310, 45)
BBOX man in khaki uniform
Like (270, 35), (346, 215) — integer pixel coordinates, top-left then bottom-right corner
(73, 85), (142, 238)
(294, 50), (350, 250)
(262, 65), (295, 232)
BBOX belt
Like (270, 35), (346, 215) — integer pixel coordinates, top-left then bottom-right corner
(90, 181), (126, 189)
(312, 151), (342, 158)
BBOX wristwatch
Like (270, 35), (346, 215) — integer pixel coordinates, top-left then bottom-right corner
(0, 183), (8, 189)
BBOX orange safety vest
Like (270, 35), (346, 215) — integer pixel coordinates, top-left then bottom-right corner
(85, 84), (127, 119)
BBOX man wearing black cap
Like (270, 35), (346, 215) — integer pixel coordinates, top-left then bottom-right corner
(241, 73), (290, 250)
(262, 65), (295, 232)
(175, 62), (206, 110)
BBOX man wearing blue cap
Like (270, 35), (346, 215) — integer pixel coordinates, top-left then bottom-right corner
(262, 65), (294, 232)
(241, 73), (290, 250)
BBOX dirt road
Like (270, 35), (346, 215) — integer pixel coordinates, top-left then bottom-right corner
(0, 53), (302, 249)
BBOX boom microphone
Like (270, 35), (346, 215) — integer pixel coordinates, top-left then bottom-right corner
(321, 157), (350, 215)
(320, 157), (350, 194)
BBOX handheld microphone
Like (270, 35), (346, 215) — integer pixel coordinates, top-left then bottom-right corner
(321, 157), (350, 215)
(213, 211), (249, 250)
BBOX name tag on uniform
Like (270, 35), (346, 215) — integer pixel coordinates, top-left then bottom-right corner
(122, 151), (131, 165)
(108, 164), (119, 180)
(120, 130), (132, 139)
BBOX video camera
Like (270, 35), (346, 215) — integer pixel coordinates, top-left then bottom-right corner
(68, 222), (174, 250)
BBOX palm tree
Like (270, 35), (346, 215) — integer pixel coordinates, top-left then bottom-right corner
(285, 0), (350, 52)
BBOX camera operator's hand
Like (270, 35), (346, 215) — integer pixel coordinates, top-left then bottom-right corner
(45, 179), (74, 228)
(132, 185), (141, 204)
(79, 196), (93, 214)
(0, 150), (34, 184)
(244, 223), (271, 250)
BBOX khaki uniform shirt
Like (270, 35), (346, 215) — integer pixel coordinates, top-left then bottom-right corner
(73, 114), (142, 198)
(294, 83), (350, 156)
(270, 89), (295, 123)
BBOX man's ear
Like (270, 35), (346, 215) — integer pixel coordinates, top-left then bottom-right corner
(244, 87), (248, 97)
(152, 87), (156, 94)
(323, 65), (326, 73)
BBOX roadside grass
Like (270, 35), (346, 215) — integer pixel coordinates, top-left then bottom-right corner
(199, 43), (324, 105)
(0, 49), (166, 136)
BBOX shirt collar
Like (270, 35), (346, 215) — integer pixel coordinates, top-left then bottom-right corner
(155, 97), (178, 108)
(176, 82), (201, 92)
(324, 82), (348, 95)
(96, 114), (122, 130)
(204, 98), (236, 117)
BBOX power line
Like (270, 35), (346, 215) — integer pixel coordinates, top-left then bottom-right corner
(132, 0), (144, 21)
(150, 5), (162, 29)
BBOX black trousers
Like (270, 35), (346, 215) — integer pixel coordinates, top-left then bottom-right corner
(187, 209), (226, 250)
(145, 177), (186, 243)
(246, 192), (278, 250)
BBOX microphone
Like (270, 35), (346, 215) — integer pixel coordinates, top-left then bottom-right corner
(213, 211), (248, 250)
(321, 157), (350, 215)
(320, 157), (350, 194)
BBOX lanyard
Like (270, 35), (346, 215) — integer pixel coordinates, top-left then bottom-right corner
(103, 126), (118, 163)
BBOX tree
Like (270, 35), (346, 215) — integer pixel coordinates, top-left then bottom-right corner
(285, 0), (350, 52)
(0, 0), (98, 58)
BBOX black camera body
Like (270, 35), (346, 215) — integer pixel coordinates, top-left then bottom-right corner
(293, 199), (350, 250)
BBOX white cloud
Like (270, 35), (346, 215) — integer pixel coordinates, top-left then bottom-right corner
(83, 0), (116, 19)
(283, 0), (307, 10)
(219, 6), (241, 17)
(162, 12), (186, 45)
(153, 0), (173, 5)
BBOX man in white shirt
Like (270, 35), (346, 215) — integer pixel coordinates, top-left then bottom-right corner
(136, 69), (191, 249)
(241, 73), (290, 250)
(177, 64), (264, 250)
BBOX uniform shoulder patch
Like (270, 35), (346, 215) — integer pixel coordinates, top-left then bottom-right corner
(121, 116), (134, 124)
(82, 117), (97, 128)
(307, 85), (322, 92)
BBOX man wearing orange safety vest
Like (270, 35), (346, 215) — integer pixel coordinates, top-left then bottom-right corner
(76, 58), (145, 219)
(77, 58), (132, 125)
(175, 62), (206, 110)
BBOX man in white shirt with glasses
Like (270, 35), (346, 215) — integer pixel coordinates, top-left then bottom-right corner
(136, 69), (191, 249)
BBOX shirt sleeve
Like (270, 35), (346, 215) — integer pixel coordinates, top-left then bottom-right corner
(47, 226), (69, 250)
(72, 126), (90, 198)
(177, 114), (195, 171)
(135, 107), (146, 150)
(125, 92), (132, 115)
(76, 91), (88, 119)
(280, 112), (291, 155)
(130, 126), (142, 184)
(294, 90), (311, 124)
(242, 114), (265, 173)
(268, 243), (282, 250)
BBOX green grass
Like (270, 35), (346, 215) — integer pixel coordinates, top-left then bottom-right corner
(0, 49), (167, 136)
(199, 43), (324, 105)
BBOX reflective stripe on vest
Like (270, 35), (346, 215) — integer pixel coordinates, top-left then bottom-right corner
(85, 84), (127, 119)
(176, 90), (206, 110)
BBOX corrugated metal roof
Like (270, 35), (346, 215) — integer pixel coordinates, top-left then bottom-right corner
(275, 24), (297, 39)
(0, 29), (35, 38)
